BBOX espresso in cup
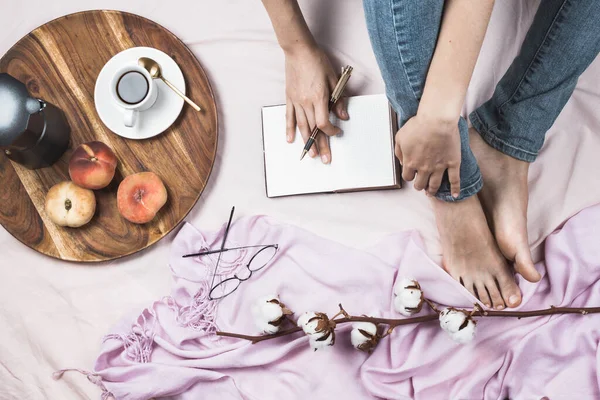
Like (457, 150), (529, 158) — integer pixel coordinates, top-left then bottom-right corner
(110, 65), (158, 128)
(116, 71), (149, 105)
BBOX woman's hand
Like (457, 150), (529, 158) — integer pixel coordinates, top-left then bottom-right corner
(284, 45), (348, 163)
(393, 0), (493, 198)
(260, 0), (349, 163)
(395, 114), (461, 198)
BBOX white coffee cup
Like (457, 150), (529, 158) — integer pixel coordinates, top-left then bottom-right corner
(110, 65), (158, 127)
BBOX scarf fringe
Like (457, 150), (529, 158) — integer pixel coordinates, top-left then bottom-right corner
(53, 368), (114, 400)
(103, 310), (156, 363)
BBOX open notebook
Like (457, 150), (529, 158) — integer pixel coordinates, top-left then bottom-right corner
(262, 94), (401, 198)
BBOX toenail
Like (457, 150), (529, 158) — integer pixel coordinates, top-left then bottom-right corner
(509, 295), (519, 305)
(496, 304), (504, 310)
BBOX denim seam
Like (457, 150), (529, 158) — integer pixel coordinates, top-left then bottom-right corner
(458, 174), (482, 193)
(470, 111), (538, 158)
(497, 0), (569, 111)
(435, 174), (482, 202)
(390, 0), (420, 102)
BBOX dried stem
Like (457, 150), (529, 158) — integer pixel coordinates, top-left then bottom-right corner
(473, 305), (600, 318)
(423, 298), (440, 314)
(217, 314), (439, 343)
(338, 303), (350, 318)
(217, 325), (303, 344)
(381, 326), (394, 338)
(217, 302), (600, 344)
(468, 303), (483, 317)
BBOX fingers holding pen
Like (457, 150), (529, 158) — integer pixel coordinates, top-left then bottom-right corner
(295, 107), (317, 158)
(329, 76), (349, 121)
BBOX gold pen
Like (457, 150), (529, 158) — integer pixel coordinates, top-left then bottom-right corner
(300, 65), (353, 161)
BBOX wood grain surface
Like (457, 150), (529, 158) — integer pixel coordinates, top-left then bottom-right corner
(0, 10), (218, 262)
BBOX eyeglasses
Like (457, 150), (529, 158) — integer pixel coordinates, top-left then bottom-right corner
(182, 207), (279, 300)
(207, 244), (278, 300)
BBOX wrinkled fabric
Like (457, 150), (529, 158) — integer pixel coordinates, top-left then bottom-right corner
(96, 205), (600, 400)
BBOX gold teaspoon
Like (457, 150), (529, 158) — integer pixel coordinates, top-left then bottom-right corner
(138, 57), (201, 112)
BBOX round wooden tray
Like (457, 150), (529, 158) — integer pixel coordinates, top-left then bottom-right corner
(0, 11), (218, 262)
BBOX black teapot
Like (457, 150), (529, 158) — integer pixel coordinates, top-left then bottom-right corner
(0, 73), (70, 169)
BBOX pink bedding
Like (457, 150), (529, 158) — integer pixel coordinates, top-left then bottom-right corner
(92, 206), (600, 399)
(1, 1), (600, 398)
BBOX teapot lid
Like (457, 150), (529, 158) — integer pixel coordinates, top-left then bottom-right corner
(0, 73), (43, 147)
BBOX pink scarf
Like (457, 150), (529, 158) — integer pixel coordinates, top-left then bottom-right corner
(73, 206), (600, 399)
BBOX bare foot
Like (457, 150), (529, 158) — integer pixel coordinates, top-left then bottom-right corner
(469, 127), (541, 283)
(432, 196), (522, 309)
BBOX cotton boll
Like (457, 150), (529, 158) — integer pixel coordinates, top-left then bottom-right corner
(256, 319), (280, 335)
(261, 300), (285, 322)
(394, 296), (416, 317)
(350, 322), (378, 350)
(450, 319), (476, 344)
(398, 287), (422, 307)
(297, 312), (320, 335)
(393, 277), (419, 296)
(297, 312), (336, 350)
(439, 308), (467, 333)
(393, 278), (423, 316)
(439, 308), (477, 344)
(252, 295), (282, 319)
(251, 295), (288, 334)
(309, 332), (334, 351)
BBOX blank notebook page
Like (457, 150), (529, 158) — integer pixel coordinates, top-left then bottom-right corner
(262, 94), (398, 197)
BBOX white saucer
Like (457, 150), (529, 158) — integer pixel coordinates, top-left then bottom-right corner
(95, 47), (185, 140)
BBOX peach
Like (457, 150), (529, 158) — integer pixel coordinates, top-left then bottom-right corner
(117, 172), (167, 224)
(45, 181), (96, 228)
(69, 141), (118, 190)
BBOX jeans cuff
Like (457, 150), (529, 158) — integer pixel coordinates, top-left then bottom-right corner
(469, 111), (538, 163)
(434, 173), (483, 202)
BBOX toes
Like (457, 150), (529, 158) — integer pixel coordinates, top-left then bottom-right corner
(514, 247), (541, 282)
(496, 274), (522, 308)
(460, 277), (479, 300)
(474, 283), (492, 308)
(485, 280), (506, 310)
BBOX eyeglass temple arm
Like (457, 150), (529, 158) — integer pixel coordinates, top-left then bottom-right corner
(182, 244), (277, 258)
(210, 207), (236, 289)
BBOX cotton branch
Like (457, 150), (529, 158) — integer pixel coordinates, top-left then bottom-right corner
(217, 301), (600, 344)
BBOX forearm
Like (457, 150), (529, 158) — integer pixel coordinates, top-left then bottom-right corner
(261, 0), (316, 54)
(418, 0), (494, 122)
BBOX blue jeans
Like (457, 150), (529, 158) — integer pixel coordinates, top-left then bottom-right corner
(363, 0), (600, 201)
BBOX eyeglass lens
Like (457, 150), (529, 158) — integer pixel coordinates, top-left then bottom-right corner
(248, 245), (278, 272)
(210, 278), (241, 299)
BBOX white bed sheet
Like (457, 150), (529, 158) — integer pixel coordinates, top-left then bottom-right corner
(1, 1), (600, 398)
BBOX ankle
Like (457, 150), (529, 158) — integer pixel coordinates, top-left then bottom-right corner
(431, 196), (488, 234)
(430, 194), (479, 213)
